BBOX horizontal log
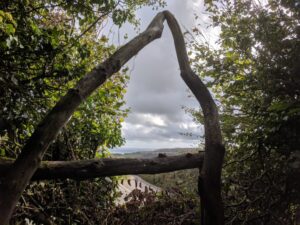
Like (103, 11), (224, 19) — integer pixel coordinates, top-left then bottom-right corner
(0, 153), (203, 181)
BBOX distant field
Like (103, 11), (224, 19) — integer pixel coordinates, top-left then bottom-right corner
(140, 169), (199, 194)
(112, 148), (201, 195)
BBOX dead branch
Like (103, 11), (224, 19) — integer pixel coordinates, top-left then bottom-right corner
(0, 153), (203, 181)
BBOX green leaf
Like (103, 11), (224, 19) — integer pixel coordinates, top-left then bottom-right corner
(268, 102), (291, 112)
(5, 24), (15, 34)
(0, 149), (5, 157)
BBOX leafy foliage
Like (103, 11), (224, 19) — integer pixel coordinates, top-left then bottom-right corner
(0, 0), (165, 158)
(0, 0), (165, 223)
(141, 169), (199, 195)
(189, 0), (300, 223)
(12, 179), (118, 225)
(107, 188), (200, 225)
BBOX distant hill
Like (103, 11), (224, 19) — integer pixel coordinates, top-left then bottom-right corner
(112, 147), (202, 159)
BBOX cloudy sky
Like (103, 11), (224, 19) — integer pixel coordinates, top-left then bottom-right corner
(108, 0), (217, 151)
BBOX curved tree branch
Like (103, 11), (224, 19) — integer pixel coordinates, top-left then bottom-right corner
(0, 11), (224, 224)
(0, 12), (166, 224)
(164, 11), (225, 225)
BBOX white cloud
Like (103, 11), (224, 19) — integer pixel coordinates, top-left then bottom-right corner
(104, 0), (217, 150)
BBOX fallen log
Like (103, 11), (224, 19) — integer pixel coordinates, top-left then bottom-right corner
(0, 153), (203, 181)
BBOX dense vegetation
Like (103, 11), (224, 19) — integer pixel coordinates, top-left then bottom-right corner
(141, 169), (199, 195)
(189, 0), (300, 224)
(109, 189), (199, 225)
(0, 0), (165, 223)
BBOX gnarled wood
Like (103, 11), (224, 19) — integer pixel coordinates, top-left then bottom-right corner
(164, 11), (225, 225)
(0, 153), (203, 180)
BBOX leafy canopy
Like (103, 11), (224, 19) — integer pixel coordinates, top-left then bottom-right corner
(0, 0), (165, 223)
(190, 0), (300, 223)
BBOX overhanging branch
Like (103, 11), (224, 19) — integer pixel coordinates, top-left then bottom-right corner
(0, 153), (203, 181)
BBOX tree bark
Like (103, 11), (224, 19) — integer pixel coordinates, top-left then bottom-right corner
(0, 11), (225, 224)
(0, 12), (166, 224)
(0, 153), (203, 181)
(163, 11), (225, 225)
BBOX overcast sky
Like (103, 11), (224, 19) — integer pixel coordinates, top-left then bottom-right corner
(108, 0), (217, 151)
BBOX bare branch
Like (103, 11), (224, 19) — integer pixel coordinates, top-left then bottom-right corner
(163, 11), (225, 225)
(0, 153), (203, 181)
